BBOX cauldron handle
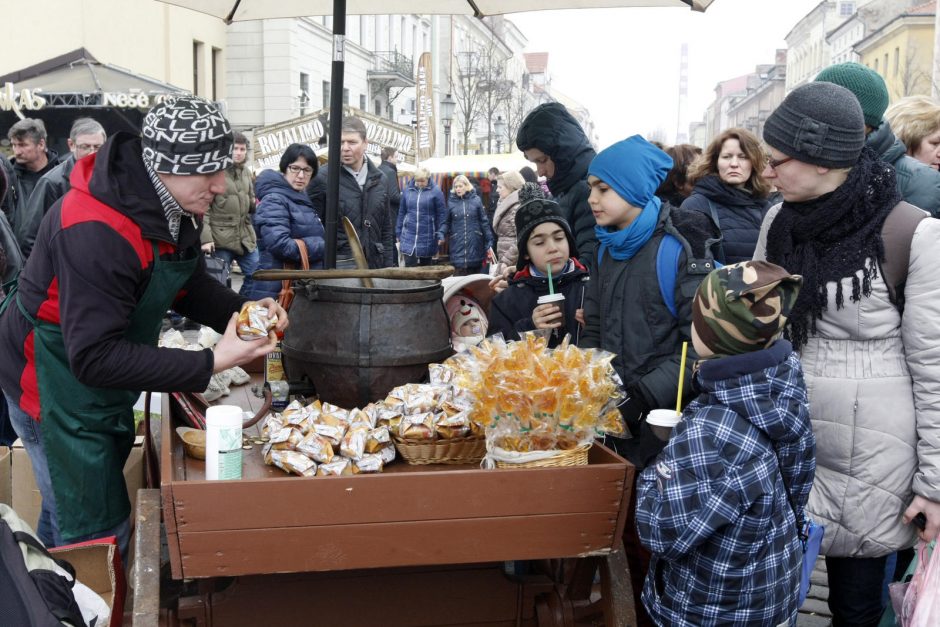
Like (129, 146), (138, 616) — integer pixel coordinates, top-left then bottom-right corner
(243, 386), (272, 429)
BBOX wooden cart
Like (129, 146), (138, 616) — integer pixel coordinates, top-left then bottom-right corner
(134, 380), (637, 626)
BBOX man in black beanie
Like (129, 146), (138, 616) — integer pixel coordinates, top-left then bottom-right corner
(754, 81), (940, 627)
(516, 103), (597, 269)
(0, 96), (287, 564)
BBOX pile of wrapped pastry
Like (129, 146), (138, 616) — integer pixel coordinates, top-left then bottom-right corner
(441, 332), (628, 452)
(381, 380), (482, 442)
(259, 400), (396, 477)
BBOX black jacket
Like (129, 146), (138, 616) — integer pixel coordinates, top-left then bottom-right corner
(9, 150), (60, 230)
(307, 161), (394, 268)
(680, 175), (769, 265)
(378, 160), (401, 225)
(580, 203), (718, 411)
(868, 119), (940, 217)
(488, 261), (589, 347)
(0, 157), (16, 223)
(15, 153), (76, 257)
(516, 103), (598, 269)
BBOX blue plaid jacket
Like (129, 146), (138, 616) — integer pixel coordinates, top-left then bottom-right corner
(636, 340), (815, 626)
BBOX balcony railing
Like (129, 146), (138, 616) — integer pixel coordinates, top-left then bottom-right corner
(370, 51), (414, 79)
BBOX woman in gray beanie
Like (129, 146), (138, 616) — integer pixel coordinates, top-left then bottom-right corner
(753, 81), (940, 626)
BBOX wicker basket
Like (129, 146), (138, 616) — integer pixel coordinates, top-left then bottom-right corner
(492, 442), (592, 469)
(394, 435), (486, 465)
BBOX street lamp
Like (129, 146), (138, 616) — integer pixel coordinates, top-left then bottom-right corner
(494, 115), (507, 153)
(440, 93), (456, 156)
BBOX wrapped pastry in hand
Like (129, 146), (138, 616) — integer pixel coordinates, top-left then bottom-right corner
(236, 301), (277, 341)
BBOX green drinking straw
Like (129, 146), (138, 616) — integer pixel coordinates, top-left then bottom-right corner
(547, 262), (554, 295)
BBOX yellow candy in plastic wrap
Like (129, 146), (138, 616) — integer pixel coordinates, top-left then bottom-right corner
(443, 331), (628, 450)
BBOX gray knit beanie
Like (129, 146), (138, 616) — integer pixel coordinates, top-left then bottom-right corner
(763, 82), (865, 169)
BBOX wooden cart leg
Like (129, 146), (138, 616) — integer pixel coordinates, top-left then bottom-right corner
(132, 489), (162, 627)
(600, 541), (636, 627)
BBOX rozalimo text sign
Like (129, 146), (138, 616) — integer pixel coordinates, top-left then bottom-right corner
(252, 106), (415, 172)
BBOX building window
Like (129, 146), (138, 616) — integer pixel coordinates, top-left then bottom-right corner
(839, 1), (855, 17)
(894, 47), (900, 76)
(359, 16), (366, 46)
(343, 88), (349, 105)
(359, 94), (367, 110)
(375, 99), (382, 116)
(874, 58), (879, 73)
(211, 47), (222, 101)
(884, 53), (889, 76)
(193, 40), (204, 96)
(300, 73), (310, 115)
(400, 17), (406, 52)
(322, 80), (331, 109)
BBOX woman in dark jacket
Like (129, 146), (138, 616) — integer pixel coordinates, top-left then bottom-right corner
(252, 143), (325, 300)
(439, 175), (494, 275)
(680, 128), (771, 264)
(396, 167), (446, 266)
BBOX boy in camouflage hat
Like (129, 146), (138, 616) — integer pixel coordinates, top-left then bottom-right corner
(635, 261), (816, 626)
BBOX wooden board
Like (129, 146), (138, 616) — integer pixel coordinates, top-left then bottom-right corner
(161, 381), (632, 580)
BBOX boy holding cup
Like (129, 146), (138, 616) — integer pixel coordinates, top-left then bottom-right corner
(487, 184), (588, 347)
(635, 261), (815, 626)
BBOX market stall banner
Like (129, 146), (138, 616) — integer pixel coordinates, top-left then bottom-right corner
(415, 52), (435, 163)
(252, 106), (415, 172)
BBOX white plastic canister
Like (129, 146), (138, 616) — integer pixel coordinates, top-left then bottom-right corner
(205, 405), (243, 480)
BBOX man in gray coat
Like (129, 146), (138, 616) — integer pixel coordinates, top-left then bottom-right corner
(816, 62), (940, 217)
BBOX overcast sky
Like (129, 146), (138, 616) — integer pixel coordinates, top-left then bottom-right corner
(510, 0), (822, 148)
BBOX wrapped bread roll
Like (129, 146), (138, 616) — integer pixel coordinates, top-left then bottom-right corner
(317, 458), (354, 476)
(352, 453), (384, 474)
(378, 443), (397, 464)
(348, 408), (376, 430)
(271, 450), (317, 477)
(236, 301), (277, 341)
(313, 422), (347, 448)
(341, 426), (369, 460)
(399, 413), (436, 440)
(270, 427), (303, 451)
(365, 426), (391, 453)
(297, 432), (335, 463)
(435, 411), (470, 439)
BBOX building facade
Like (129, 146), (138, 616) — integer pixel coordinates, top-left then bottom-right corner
(855, 1), (936, 98)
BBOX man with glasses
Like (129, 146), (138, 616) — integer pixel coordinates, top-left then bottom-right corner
(307, 116), (394, 268)
(201, 132), (259, 297)
(15, 117), (106, 257)
(6, 118), (61, 231)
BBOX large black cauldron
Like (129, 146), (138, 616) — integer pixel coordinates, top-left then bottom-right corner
(282, 278), (453, 408)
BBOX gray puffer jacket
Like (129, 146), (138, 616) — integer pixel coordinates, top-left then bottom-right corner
(754, 205), (940, 557)
(868, 120), (940, 218)
(492, 189), (520, 266)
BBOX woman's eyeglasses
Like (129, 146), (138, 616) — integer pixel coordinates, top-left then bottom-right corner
(287, 165), (314, 176)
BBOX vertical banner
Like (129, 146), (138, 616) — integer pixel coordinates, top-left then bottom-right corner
(415, 52), (435, 162)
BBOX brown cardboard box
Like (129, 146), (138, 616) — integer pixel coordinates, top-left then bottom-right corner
(0, 446), (11, 506)
(11, 436), (144, 531)
(50, 538), (125, 627)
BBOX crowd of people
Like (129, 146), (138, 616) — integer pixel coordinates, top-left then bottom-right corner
(1, 58), (939, 625)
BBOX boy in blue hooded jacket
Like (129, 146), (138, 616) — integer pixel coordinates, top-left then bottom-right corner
(636, 261), (815, 626)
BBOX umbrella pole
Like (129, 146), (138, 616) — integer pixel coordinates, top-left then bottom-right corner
(324, 0), (347, 269)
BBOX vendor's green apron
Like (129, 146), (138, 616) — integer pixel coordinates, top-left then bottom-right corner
(15, 242), (197, 539)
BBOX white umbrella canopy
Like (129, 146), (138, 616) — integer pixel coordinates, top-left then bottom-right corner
(159, 0), (715, 21)
(156, 0), (717, 265)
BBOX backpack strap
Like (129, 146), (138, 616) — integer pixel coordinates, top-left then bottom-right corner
(704, 198), (726, 264)
(657, 234), (684, 318)
(880, 201), (927, 312)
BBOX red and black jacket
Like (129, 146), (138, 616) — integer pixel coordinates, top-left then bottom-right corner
(0, 132), (244, 419)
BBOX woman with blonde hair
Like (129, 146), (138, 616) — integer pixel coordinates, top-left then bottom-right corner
(396, 166), (446, 266)
(440, 174), (494, 275)
(492, 170), (525, 266)
(886, 96), (940, 171)
(680, 128), (771, 264)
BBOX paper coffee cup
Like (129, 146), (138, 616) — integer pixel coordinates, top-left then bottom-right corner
(536, 293), (566, 329)
(646, 408), (681, 442)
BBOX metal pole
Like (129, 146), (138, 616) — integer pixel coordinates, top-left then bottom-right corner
(324, 0), (347, 269)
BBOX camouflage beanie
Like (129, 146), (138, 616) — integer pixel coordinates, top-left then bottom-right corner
(692, 261), (802, 357)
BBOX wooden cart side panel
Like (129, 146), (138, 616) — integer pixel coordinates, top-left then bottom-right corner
(176, 512), (619, 578)
(167, 464), (626, 532)
(613, 461), (636, 544)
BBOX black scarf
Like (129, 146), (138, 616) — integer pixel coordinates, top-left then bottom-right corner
(765, 148), (899, 348)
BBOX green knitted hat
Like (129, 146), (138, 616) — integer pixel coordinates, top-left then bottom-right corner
(692, 261), (802, 357)
(815, 62), (889, 129)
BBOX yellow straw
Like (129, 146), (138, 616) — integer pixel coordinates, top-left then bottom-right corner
(676, 341), (689, 416)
